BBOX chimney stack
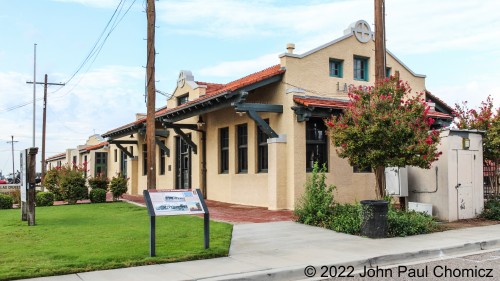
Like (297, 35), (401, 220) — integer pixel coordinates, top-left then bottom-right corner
(286, 43), (295, 54)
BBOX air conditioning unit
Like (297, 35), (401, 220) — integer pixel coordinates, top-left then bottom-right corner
(385, 167), (408, 196)
(408, 202), (433, 216)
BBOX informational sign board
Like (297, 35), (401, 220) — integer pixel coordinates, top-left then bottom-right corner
(20, 149), (27, 202)
(0, 185), (21, 193)
(147, 189), (205, 216)
(144, 189), (209, 256)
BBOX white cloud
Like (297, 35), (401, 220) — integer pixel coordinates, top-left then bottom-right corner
(157, 0), (370, 39)
(0, 65), (145, 172)
(51, 0), (120, 8)
(198, 53), (279, 79)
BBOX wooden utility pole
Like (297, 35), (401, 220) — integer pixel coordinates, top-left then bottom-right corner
(374, 0), (386, 83)
(146, 0), (157, 189)
(27, 147), (38, 226)
(27, 75), (65, 184)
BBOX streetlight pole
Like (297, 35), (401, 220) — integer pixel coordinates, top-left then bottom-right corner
(7, 136), (18, 182)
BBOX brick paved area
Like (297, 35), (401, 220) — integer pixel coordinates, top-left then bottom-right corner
(52, 193), (294, 224)
(121, 194), (294, 224)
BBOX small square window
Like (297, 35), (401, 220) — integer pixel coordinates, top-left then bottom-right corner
(329, 59), (343, 78)
(177, 94), (189, 106)
(385, 67), (392, 78)
(354, 56), (369, 81)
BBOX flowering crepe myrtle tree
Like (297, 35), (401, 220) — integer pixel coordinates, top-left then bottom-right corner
(454, 96), (500, 196)
(327, 77), (442, 199)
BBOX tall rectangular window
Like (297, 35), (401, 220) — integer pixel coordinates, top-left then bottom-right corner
(354, 56), (369, 81)
(72, 156), (77, 168)
(257, 119), (269, 173)
(306, 118), (328, 172)
(353, 166), (372, 173)
(114, 149), (117, 162)
(237, 124), (248, 173)
(83, 155), (88, 178)
(220, 127), (229, 173)
(120, 150), (127, 178)
(95, 152), (108, 177)
(159, 141), (166, 175)
(142, 144), (148, 176)
(130, 146), (133, 157)
(329, 59), (343, 78)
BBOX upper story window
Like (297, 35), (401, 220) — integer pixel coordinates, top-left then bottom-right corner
(354, 56), (369, 81)
(385, 67), (392, 78)
(329, 59), (343, 78)
(177, 94), (189, 106)
(306, 119), (328, 172)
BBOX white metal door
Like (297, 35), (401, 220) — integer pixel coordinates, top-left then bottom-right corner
(457, 151), (474, 219)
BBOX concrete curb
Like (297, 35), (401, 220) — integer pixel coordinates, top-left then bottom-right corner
(199, 238), (500, 281)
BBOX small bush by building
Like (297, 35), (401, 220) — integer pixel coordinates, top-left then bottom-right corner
(109, 176), (128, 201)
(35, 192), (55, 207)
(60, 169), (88, 204)
(0, 194), (13, 209)
(294, 163), (335, 228)
(88, 176), (109, 190)
(295, 162), (438, 238)
(481, 197), (500, 220)
(90, 189), (107, 203)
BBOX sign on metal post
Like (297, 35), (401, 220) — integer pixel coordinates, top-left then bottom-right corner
(144, 189), (209, 257)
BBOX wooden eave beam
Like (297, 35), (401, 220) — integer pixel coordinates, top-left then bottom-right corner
(172, 127), (198, 154)
(155, 137), (170, 157)
(115, 143), (134, 159)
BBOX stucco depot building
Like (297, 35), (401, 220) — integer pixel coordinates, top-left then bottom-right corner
(47, 20), (453, 210)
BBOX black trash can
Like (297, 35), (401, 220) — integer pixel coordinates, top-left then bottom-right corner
(360, 200), (389, 238)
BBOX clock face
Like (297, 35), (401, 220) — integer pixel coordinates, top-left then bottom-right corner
(177, 72), (185, 88)
(353, 20), (372, 43)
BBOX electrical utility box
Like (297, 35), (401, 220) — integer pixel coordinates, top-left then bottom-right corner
(385, 167), (408, 197)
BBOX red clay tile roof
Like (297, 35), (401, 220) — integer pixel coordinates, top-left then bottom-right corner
(46, 152), (66, 161)
(293, 96), (349, 109)
(294, 95), (452, 120)
(426, 91), (454, 113)
(196, 81), (224, 94)
(80, 141), (108, 153)
(156, 64), (285, 116)
(427, 111), (452, 119)
(103, 65), (285, 137)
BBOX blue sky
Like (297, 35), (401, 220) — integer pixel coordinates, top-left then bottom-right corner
(1, 0), (499, 175)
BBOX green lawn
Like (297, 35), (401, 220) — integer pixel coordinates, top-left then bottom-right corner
(0, 202), (233, 280)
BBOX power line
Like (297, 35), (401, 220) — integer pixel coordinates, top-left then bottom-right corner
(1, 0), (137, 113)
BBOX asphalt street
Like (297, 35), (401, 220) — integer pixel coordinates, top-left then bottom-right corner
(321, 249), (500, 281)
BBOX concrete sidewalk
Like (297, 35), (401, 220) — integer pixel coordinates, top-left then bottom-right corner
(22, 222), (500, 281)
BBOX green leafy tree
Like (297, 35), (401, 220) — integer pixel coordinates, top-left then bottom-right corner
(327, 77), (441, 198)
(454, 96), (500, 196)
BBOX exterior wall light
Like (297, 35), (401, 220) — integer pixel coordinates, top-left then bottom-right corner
(462, 138), (470, 150)
(197, 115), (205, 129)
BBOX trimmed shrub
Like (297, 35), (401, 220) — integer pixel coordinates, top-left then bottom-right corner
(90, 189), (107, 203)
(0, 194), (13, 209)
(88, 176), (109, 190)
(36, 192), (54, 207)
(42, 168), (63, 200)
(481, 198), (500, 220)
(328, 203), (362, 235)
(109, 176), (128, 201)
(60, 170), (88, 204)
(294, 162), (335, 227)
(387, 207), (437, 237)
(6, 190), (20, 205)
